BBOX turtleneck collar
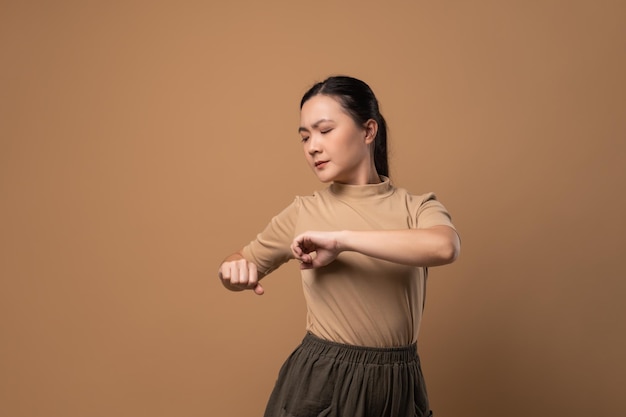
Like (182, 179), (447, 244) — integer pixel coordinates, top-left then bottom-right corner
(329, 176), (394, 200)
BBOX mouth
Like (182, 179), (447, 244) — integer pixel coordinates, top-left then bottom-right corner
(314, 160), (329, 169)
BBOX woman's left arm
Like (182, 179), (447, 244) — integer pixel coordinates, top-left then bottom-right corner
(291, 225), (460, 269)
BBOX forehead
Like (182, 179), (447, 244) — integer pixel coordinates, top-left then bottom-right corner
(300, 95), (350, 124)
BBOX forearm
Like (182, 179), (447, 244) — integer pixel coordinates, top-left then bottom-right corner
(337, 226), (460, 267)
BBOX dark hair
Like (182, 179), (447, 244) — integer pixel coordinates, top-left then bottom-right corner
(300, 75), (389, 177)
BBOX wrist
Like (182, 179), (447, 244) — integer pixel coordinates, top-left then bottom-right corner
(335, 230), (351, 253)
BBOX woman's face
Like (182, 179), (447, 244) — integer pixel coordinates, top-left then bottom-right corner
(299, 95), (376, 184)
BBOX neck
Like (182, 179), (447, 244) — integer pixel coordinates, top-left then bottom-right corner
(334, 161), (381, 185)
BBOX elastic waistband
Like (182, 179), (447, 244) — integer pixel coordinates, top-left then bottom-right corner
(300, 332), (419, 365)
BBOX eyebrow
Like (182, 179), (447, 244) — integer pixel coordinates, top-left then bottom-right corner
(298, 118), (334, 133)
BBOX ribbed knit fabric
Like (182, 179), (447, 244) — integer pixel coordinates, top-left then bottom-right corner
(242, 177), (457, 347)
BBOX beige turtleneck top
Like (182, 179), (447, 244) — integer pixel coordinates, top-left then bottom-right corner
(241, 177), (456, 347)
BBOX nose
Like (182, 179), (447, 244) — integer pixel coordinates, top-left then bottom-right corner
(306, 133), (321, 155)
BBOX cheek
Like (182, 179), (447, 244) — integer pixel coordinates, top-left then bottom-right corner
(341, 133), (366, 153)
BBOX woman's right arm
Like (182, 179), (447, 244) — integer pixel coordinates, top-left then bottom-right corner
(219, 198), (300, 296)
(218, 251), (266, 295)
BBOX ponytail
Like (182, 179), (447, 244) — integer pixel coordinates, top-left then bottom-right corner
(374, 114), (389, 177)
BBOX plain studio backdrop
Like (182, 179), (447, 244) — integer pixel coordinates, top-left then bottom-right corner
(1, 1), (625, 416)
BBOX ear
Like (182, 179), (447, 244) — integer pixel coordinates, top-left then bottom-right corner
(363, 119), (378, 145)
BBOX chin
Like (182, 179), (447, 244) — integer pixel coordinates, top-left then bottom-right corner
(315, 175), (334, 183)
(310, 168), (334, 183)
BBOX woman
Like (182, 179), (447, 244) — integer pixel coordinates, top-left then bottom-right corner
(218, 75), (460, 417)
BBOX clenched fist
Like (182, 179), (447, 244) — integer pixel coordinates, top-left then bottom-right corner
(218, 257), (264, 295)
(291, 231), (342, 269)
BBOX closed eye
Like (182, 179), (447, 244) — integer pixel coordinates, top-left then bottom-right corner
(300, 136), (309, 143)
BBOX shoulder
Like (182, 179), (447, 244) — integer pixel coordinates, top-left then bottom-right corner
(390, 183), (438, 207)
(267, 186), (334, 219)
(390, 182), (454, 228)
(294, 186), (333, 206)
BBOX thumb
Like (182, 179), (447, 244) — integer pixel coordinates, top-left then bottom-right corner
(253, 283), (265, 295)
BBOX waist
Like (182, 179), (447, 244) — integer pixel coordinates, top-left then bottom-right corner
(301, 332), (419, 365)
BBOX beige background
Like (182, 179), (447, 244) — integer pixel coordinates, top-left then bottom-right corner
(1, 1), (625, 416)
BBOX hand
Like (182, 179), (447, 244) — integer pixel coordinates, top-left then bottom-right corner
(291, 231), (341, 269)
(218, 258), (264, 295)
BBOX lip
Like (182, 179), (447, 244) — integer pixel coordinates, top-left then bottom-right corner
(314, 160), (329, 169)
